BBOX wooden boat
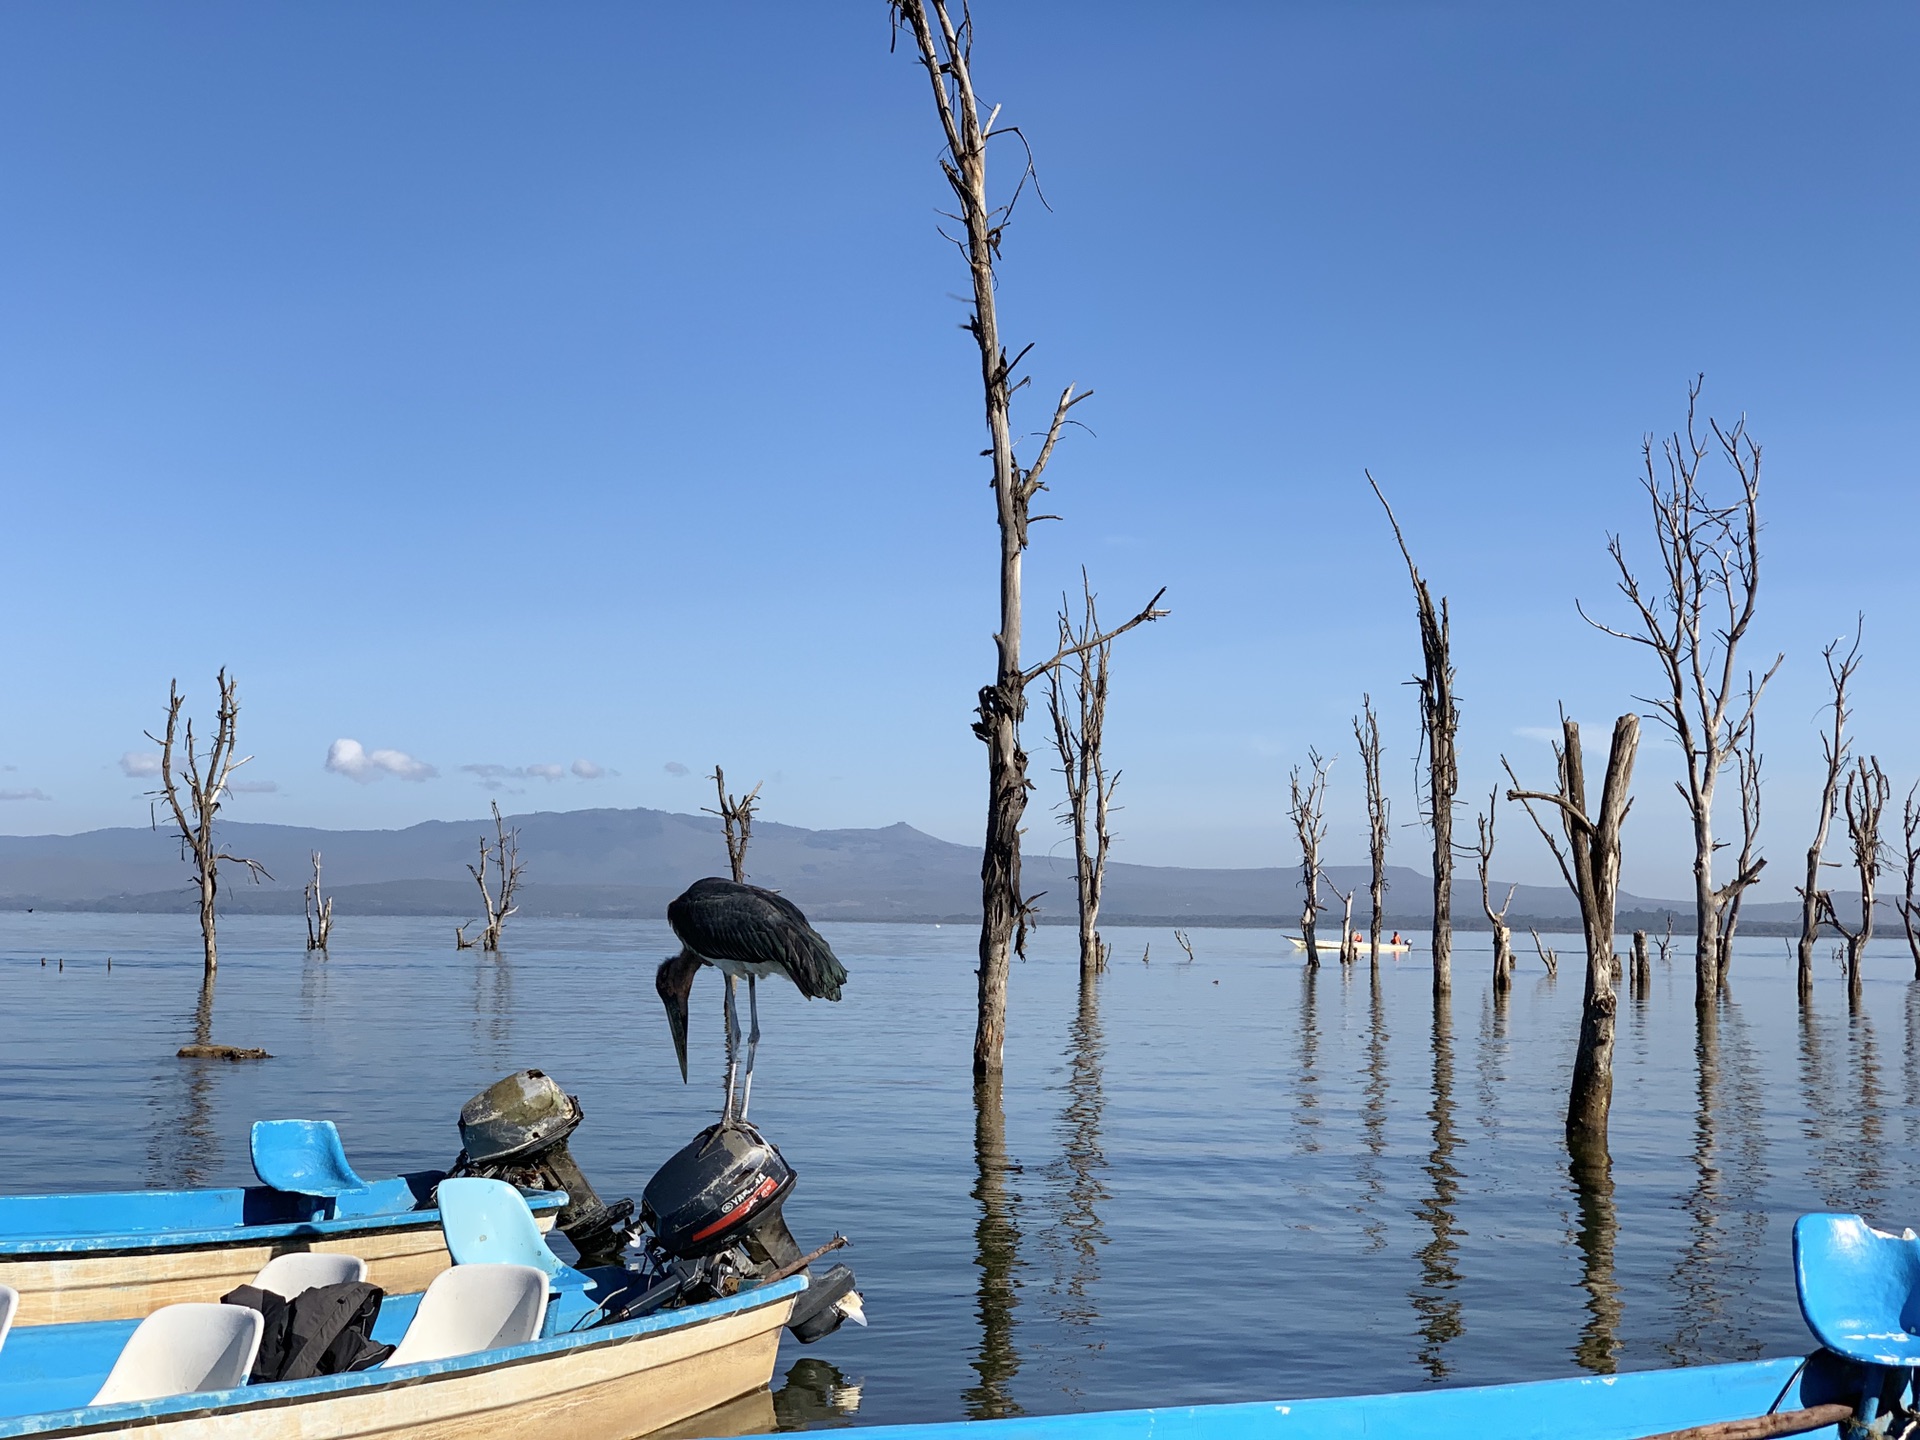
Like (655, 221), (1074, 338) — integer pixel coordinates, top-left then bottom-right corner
(0, 1272), (806, 1440)
(0, 1121), (562, 1326)
(741, 1354), (1833, 1440)
(677, 1212), (1911, 1440)
(1286, 935), (1411, 954)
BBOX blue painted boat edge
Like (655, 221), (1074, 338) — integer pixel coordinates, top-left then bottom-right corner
(0, 1275), (808, 1437)
(718, 1357), (1814, 1440)
(0, 1189), (566, 1257)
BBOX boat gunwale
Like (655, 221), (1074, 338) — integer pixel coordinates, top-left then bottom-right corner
(0, 1274), (806, 1437)
(0, 1190), (566, 1259)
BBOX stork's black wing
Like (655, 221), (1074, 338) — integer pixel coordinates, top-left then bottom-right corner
(667, 877), (848, 1001)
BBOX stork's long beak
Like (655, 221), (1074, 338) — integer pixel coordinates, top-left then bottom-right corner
(655, 952), (701, 1083)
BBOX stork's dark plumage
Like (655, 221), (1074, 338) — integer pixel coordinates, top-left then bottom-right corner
(655, 877), (848, 1125)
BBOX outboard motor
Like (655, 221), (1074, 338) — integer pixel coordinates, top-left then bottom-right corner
(451, 1070), (635, 1267)
(641, 1121), (864, 1344)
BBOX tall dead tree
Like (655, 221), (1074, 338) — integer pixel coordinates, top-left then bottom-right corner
(1507, 714), (1641, 1149)
(147, 671), (269, 976)
(1718, 694), (1762, 981)
(1897, 782), (1920, 980)
(893, 0), (1166, 1077)
(303, 852), (333, 953)
(462, 801), (522, 953)
(1579, 379), (1782, 1011)
(1473, 792), (1517, 994)
(1797, 623), (1861, 998)
(1048, 577), (1119, 979)
(705, 767), (762, 883)
(1368, 476), (1459, 1000)
(1820, 756), (1888, 1004)
(1289, 749), (1333, 968)
(1355, 696), (1390, 969)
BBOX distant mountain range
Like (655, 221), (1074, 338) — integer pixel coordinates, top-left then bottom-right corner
(0, 805), (1856, 933)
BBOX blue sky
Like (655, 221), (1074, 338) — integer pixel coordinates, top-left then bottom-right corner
(1, 3), (1914, 901)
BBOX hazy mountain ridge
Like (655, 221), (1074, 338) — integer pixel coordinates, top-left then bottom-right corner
(0, 805), (1845, 931)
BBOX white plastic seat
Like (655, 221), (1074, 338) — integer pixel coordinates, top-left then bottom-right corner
(382, 1264), (548, 1368)
(250, 1251), (367, 1298)
(90, 1303), (263, 1406)
(0, 1285), (17, 1359)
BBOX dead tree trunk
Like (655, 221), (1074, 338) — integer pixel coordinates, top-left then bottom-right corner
(1473, 792), (1516, 994)
(1631, 929), (1651, 996)
(146, 671), (269, 976)
(303, 851), (333, 953)
(1719, 696), (1762, 982)
(893, 0), (1166, 1076)
(1820, 756), (1888, 1005)
(1289, 749), (1332, 969)
(1798, 624), (1860, 998)
(465, 801), (523, 952)
(1580, 378), (1782, 1012)
(1898, 782), (1920, 980)
(705, 767), (762, 883)
(1368, 476), (1459, 1001)
(1356, 696), (1390, 970)
(1507, 714), (1641, 1148)
(1048, 577), (1120, 979)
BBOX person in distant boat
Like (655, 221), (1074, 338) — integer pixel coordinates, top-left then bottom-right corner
(1391, 931), (1401, 946)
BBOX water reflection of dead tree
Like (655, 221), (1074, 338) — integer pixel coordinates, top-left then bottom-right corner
(146, 670), (270, 976)
(1796, 1000), (1850, 1213)
(1048, 578), (1120, 979)
(1356, 697), (1391, 969)
(303, 851), (333, 953)
(1578, 379), (1781, 1013)
(1472, 793), (1517, 995)
(1668, 993), (1768, 1365)
(1507, 714), (1640, 1148)
(1567, 1138), (1621, 1374)
(890, 0), (1168, 1080)
(965, 1075), (1024, 1420)
(1368, 476), (1460, 1001)
(1289, 749), (1333, 968)
(1411, 997), (1463, 1378)
(1357, 965), (1390, 1252)
(1042, 978), (1109, 1374)
(1819, 757), (1888, 1007)
(1798, 624), (1861, 998)
(1294, 965), (1322, 1159)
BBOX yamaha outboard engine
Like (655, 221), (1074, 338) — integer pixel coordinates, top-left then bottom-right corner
(452, 1070), (635, 1267)
(641, 1122), (864, 1344)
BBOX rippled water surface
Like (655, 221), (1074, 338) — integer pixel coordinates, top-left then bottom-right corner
(4, 913), (1917, 1429)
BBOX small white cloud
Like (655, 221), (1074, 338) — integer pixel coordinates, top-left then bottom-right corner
(327, 738), (437, 783)
(120, 751), (163, 778)
(664, 761), (689, 777)
(571, 759), (615, 780)
(228, 779), (280, 794)
(526, 763), (565, 782)
(0, 788), (51, 802)
(1514, 726), (1563, 745)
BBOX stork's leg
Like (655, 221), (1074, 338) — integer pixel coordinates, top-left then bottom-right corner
(722, 974), (741, 1127)
(740, 976), (762, 1120)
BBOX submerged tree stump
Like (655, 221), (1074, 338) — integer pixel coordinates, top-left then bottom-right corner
(177, 1043), (271, 1061)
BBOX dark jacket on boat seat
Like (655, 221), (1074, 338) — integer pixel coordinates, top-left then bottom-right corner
(220, 1281), (394, 1382)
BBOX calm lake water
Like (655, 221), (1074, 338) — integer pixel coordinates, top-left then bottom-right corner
(3, 912), (1916, 1432)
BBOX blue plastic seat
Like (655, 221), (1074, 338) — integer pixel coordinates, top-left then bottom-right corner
(1794, 1212), (1920, 1366)
(434, 1179), (602, 1334)
(250, 1120), (416, 1219)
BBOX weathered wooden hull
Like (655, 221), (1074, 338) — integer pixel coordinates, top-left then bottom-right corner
(0, 1281), (800, 1440)
(0, 1213), (557, 1327)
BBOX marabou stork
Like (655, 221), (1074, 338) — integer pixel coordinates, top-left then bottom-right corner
(655, 877), (848, 1125)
